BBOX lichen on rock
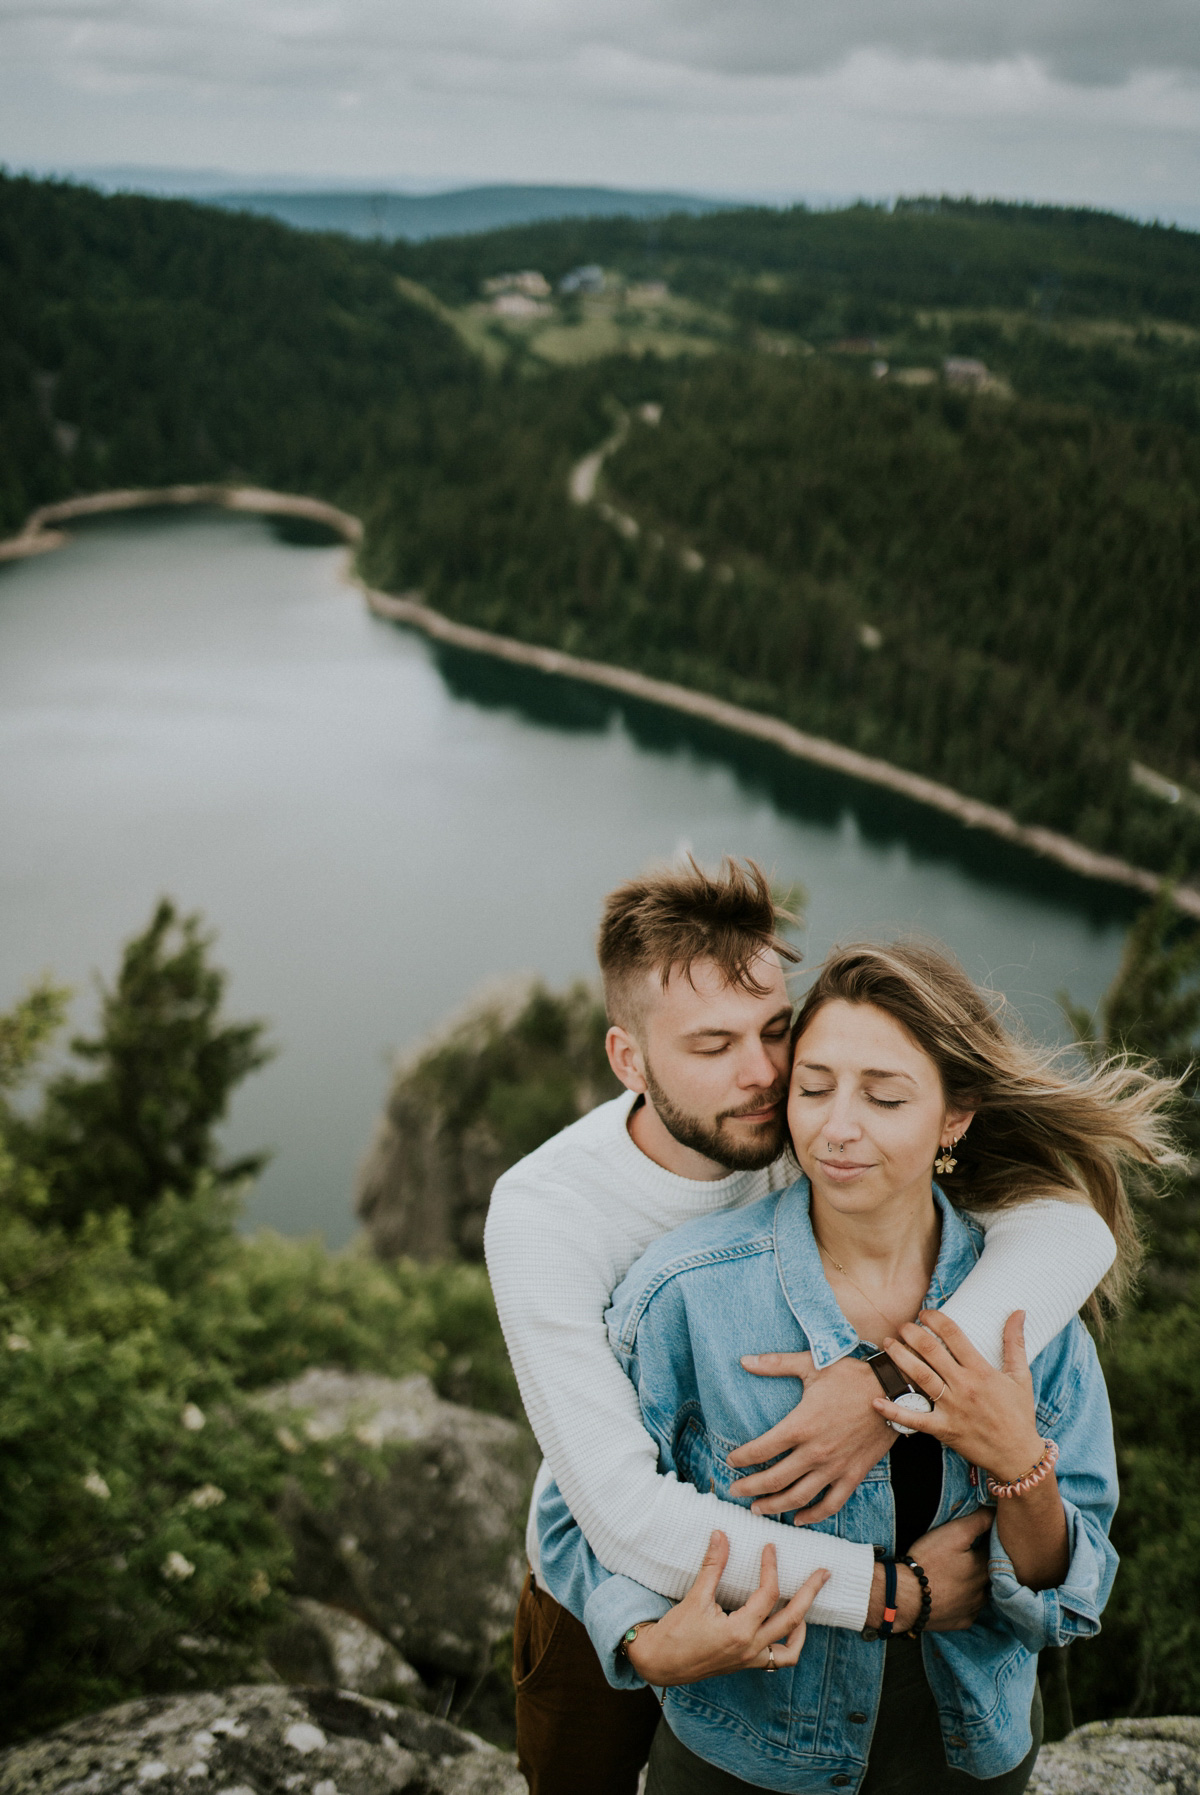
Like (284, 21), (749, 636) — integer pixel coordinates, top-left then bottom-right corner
(1029, 1716), (1200, 1793)
(0, 1686), (524, 1795)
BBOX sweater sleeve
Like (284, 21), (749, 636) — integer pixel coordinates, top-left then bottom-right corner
(484, 1180), (876, 1630)
(942, 1199), (1116, 1368)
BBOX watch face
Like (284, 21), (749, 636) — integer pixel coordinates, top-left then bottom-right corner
(894, 1389), (934, 1414)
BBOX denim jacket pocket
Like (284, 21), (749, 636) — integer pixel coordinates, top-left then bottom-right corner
(675, 1410), (747, 1502)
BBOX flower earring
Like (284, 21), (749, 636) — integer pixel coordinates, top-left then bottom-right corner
(934, 1139), (959, 1176)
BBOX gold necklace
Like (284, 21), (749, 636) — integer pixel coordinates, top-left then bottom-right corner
(817, 1242), (912, 1342)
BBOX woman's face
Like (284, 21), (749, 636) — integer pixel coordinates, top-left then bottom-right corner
(788, 998), (972, 1221)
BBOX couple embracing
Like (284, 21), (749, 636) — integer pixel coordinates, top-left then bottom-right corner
(484, 859), (1178, 1794)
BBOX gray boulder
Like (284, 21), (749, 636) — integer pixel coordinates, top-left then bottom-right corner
(1030, 1717), (1200, 1793)
(0, 1685), (524, 1795)
(266, 1600), (424, 1703)
(261, 1371), (539, 1677)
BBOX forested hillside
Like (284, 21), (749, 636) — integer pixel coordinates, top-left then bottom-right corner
(2, 173), (1199, 879)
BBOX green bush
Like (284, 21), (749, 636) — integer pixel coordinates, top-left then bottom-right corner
(0, 910), (520, 1748)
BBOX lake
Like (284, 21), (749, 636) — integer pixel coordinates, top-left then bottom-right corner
(0, 508), (1138, 1244)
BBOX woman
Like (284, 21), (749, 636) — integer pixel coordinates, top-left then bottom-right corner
(536, 940), (1180, 1793)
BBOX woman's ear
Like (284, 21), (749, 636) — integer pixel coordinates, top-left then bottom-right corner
(942, 1106), (976, 1145)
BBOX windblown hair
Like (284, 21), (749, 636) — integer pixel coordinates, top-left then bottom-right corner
(792, 940), (1186, 1315)
(598, 856), (799, 1031)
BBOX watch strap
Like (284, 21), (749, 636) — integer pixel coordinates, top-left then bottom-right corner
(866, 1349), (913, 1401)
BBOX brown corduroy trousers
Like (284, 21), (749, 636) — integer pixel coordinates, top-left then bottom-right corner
(513, 1572), (662, 1794)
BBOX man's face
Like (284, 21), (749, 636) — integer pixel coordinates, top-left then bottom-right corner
(614, 952), (794, 1170)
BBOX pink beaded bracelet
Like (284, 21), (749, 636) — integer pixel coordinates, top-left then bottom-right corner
(986, 1439), (1059, 1499)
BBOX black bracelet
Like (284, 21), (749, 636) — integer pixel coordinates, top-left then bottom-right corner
(899, 1555), (932, 1637)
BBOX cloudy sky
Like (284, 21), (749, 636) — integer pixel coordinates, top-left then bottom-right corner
(2, 0), (1199, 214)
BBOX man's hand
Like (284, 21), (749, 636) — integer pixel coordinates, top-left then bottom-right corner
(625, 1531), (829, 1687)
(727, 1352), (894, 1522)
(911, 1508), (993, 1632)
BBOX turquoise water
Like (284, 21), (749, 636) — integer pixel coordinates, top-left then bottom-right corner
(0, 508), (1136, 1243)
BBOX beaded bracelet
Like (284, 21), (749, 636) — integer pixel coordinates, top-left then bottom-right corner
(899, 1555), (932, 1637)
(986, 1438), (1059, 1499)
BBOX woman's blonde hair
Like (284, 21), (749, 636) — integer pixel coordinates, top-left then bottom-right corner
(792, 939), (1186, 1316)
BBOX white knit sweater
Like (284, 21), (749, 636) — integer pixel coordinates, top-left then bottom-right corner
(484, 1091), (1116, 1632)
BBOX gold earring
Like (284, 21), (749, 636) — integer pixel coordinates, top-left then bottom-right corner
(935, 1141), (958, 1176)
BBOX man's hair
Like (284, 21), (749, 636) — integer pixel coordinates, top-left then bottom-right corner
(598, 856), (800, 1032)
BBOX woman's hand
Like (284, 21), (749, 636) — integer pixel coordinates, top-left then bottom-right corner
(872, 1309), (1045, 1483)
(625, 1530), (829, 1687)
(874, 1309), (1070, 1592)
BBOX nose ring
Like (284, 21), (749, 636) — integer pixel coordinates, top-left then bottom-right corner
(826, 1141), (845, 1153)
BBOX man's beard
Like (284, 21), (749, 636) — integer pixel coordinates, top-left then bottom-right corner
(642, 1061), (787, 1171)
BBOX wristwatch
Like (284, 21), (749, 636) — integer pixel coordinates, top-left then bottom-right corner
(866, 1350), (932, 1437)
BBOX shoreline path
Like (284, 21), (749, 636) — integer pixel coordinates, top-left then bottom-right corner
(3, 478), (1196, 920)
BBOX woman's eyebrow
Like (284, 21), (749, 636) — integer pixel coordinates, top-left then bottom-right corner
(795, 1059), (917, 1085)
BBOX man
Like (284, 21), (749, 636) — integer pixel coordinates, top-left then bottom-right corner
(484, 858), (1116, 1794)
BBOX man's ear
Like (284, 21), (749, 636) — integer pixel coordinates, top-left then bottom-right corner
(606, 1023), (648, 1095)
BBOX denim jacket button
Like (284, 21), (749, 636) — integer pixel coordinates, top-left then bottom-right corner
(847, 1712), (867, 1724)
(831, 1778), (852, 1787)
(948, 1736), (966, 1747)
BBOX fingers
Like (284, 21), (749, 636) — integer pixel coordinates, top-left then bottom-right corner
(789, 1477), (858, 1526)
(727, 1414), (812, 1470)
(914, 1309), (991, 1373)
(740, 1350), (814, 1380)
(871, 1395), (946, 1438)
(730, 1448), (813, 1499)
(747, 1469), (834, 1517)
(887, 1324), (959, 1392)
(735, 1543), (782, 1628)
(961, 1506), (995, 1544)
(690, 1529), (730, 1605)
(1002, 1311), (1030, 1379)
(752, 1569), (828, 1664)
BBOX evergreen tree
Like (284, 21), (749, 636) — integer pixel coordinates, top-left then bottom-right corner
(19, 900), (272, 1229)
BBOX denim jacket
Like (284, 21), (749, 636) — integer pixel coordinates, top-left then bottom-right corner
(537, 1180), (1118, 1790)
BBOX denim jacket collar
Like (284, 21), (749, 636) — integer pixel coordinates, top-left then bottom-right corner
(773, 1176), (982, 1368)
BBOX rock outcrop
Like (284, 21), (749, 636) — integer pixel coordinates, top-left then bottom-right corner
(0, 1685), (524, 1795)
(356, 979), (617, 1261)
(1030, 1716), (1200, 1793)
(260, 1371), (539, 1678)
(266, 1600), (424, 1703)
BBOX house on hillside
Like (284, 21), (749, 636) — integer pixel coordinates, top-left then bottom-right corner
(483, 270), (551, 299)
(559, 264), (606, 295)
(491, 292), (550, 318)
(943, 357), (990, 389)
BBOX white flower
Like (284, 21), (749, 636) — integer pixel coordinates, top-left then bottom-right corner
(275, 1426), (301, 1455)
(6, 1334), (31, 1352)
(353, 1422), (384, 1449)
(187, 1483), (226, 1510)
(162, 1550), (196, 1582)
(181, 1403), (206, 1432)
(83, 1471), (111, 1499)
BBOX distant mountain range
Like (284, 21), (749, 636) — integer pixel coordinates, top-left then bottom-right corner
(195, 185), (739, 241)
(25, 169), (741, 241)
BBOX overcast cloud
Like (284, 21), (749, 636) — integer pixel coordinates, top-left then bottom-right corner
(1, 0), (1198, 213)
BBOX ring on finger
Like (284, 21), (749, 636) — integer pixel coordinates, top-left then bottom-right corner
(765, 1644), (777, 1673)
(929, 1375), (947, 1403)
